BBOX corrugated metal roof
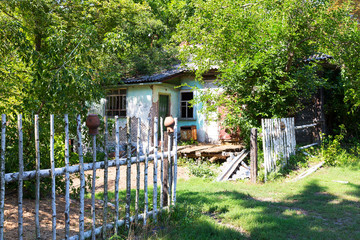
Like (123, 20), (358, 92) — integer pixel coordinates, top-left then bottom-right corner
(304, 54), (333, 62)
(123, 65), (187, 84)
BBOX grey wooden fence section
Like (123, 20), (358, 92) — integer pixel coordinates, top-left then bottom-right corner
(0, 114), (178, 240)
(262, 118), (296, 178)
(262, 117), (319, 180)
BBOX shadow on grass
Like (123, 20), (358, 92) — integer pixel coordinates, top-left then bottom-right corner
(176, 180), (360, 240)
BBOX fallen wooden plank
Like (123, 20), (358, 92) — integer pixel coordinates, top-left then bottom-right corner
(293, 161), (324, 182)
(216, 150), (248, 182)
(297, 143), (318, 151)
(203, 145), (242, 154)
(294, 123), (317, 130)
(179, 145), (214, 154)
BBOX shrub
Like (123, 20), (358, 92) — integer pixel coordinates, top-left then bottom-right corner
(187, 159), (217, 179)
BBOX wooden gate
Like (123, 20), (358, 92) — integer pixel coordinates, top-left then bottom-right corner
(261, 118), (296, 178)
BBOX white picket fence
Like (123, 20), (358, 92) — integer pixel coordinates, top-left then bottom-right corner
(0, 114), (178, 240)
(261, 117), (319, 180)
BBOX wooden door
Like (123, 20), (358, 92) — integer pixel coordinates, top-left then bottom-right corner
(159, 95), (169, 132)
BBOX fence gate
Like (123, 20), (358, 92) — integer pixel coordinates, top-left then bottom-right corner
(261, 118), (296, 178)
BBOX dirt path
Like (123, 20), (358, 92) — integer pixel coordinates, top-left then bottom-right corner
(3, 163), (189, 239)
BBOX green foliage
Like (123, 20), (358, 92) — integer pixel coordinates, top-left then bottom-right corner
(318, 127), (360, 167)
(175, 0), (360, 139)
(257, 147), (316, 182)
(178, 138), (198, 146)
(187, 159), (217, 179)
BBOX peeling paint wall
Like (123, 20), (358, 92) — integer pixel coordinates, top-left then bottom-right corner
(176, 76), (220, 143)
(152, 84), (179, 117)
(94, 75), (221, 146)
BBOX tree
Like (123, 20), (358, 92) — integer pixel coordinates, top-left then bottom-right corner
(175, 0), (360, 140)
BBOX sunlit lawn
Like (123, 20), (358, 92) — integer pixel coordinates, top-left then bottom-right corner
(92, 165), (359, 239)
(156, 165), (360, 240)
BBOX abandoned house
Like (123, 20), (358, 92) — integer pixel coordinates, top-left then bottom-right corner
(90, 65), (234, 147)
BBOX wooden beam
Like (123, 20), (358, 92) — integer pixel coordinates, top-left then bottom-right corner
(250, 128), (258, 184)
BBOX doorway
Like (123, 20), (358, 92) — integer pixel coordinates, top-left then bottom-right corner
(159, 94), (170, 133)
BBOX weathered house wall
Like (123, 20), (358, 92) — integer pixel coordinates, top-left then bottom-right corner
(91, 68), (222, 147)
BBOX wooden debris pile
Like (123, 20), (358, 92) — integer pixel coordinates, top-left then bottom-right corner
(216, 150), (250, 182)
(178, 144), (243, 161)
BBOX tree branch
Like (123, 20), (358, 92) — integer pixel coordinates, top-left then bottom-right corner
(0, 7), (20, 22)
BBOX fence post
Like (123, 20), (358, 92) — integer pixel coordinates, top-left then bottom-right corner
(114, 116), (120, 234)
(160, 117), (164, 210)
(168, 132), (173, 206)
(250, 128), (258, 184)
(18, 114), (24, 240)
(64, 115), (70, 240)
(50, 115), (57, 240)
(35, 115), (41, 239)
(77, 115), (85, 240)
(125, 117), (131, 229)
(163, 131), (169, 207)
(172, 118), (178, 205)
(135, 118), (141, 224)
(0, 114), (6, 240)
(153, 117), (158, 222)
(102, 116), (109, 239)
(143, 118), (151, 226)
(91, 134), (97, 240)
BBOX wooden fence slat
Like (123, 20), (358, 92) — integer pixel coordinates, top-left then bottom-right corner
(143, 118), (150, 226)
(261, 119), (266, 181)
(153, 117), (158, 222)
(135, 118), (141, 224)
(77, 115), (85, 240)
(0, 114), (6, 240)
(291, 118), (296, 155)
(18, 114), (24, 240)
(114, 116), (120, 235)
(167, 133), (172, 206)
(262, 117), (299, 178)
(91, 134), (97, 240)
(64, 115), (70, 239)
(102, 116), (109, 239)
(172, 118), (178, 205)
(35, 115), (41, 239)
(159, 117), (164, 210)
(125, 117), (131, 229)
(50, 115), (57, 240)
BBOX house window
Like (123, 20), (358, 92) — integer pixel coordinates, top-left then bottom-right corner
(106, 89), (126, 117)
(180, 92), (194, 119)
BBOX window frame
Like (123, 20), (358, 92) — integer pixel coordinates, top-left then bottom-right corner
(179, 90), (195, 120)
(105, 88), (127, 117)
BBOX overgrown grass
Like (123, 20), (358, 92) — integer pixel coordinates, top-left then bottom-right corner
(168, 164), (360, 239)
(97, 135), (360, 239)
(100, 162), (359, 239)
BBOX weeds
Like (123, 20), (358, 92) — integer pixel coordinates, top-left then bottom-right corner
(188, 160), (217, 179)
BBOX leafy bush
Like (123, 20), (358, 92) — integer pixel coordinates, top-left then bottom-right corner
(318, 128), (360, 167)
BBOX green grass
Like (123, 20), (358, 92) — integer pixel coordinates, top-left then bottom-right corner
(91, 163), (360, 239)
(163, 165), (360, 240)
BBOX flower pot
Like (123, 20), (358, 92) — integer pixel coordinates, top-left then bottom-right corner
(86, 114), (101, 135)
(164, 116), (175, 133)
